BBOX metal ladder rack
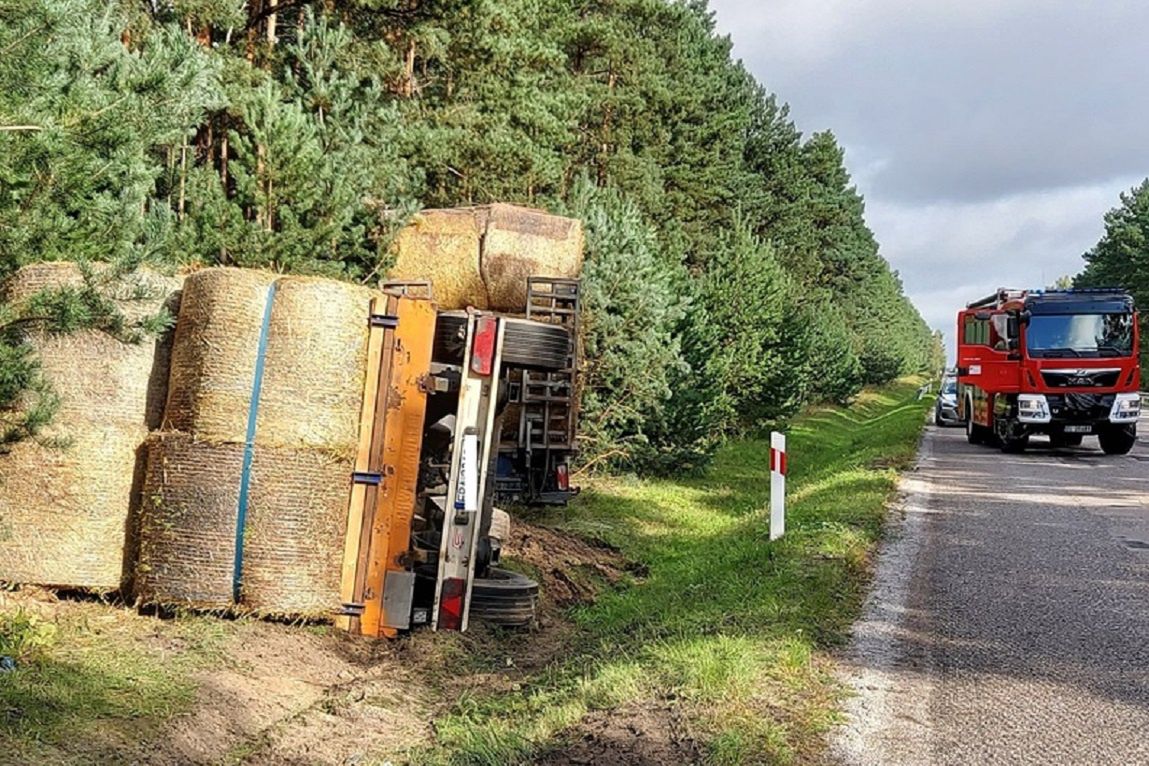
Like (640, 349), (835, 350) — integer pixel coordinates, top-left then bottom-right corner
(518, 277), (580, 452)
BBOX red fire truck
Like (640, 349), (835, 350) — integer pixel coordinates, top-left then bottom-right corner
(956, 288), (1142, 454)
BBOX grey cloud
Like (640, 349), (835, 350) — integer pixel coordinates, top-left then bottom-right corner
(716, 1), (1149, 204)
(709, 1), (1148, 362)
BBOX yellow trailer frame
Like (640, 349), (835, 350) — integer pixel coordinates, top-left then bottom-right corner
(338, 294), (436, 637)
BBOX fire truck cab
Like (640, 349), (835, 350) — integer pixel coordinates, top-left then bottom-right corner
(957, 288), (1141, 454)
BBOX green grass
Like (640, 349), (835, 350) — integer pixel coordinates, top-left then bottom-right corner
(416, 376), (930, 765)
(0, 604), (227, 764)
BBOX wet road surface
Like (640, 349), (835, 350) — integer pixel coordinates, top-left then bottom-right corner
(833, 418), (1149, 765)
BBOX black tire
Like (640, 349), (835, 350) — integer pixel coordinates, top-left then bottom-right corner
(434, 313), (571, 371)
(468, 567), (539, 627)
(966, 400), (984, 445)
(1099, 425), (1137, 455)
(1000, 435), (1029, 453)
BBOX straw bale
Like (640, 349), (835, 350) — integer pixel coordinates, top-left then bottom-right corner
(163, 268), (278, 442)
(239, 445), (350, 617)
(2, 264), (183, 427)
(0, 422), (147, 591)
(136, 433), (241, 609)
(0, 261), (181, 324)
(480, 204), (584, 312)
(136, 432), (351, 616)
(255, 276), (377, 455)
(389, 207), (489, 309)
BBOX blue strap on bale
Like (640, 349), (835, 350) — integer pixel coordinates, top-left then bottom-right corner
(233, 281), (278, 604)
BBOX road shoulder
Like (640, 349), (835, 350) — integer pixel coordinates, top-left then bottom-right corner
(829, 426), (938, 766)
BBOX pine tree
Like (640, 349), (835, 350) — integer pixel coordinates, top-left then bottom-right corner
(1077, 179), (1149, 374)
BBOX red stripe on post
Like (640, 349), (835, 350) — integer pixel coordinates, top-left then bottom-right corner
(780, 451), (787, 476)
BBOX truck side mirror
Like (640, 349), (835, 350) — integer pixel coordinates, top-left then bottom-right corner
(1007, 317), (1020, 339)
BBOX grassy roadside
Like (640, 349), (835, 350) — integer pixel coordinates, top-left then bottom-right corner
(0, 599), (228, 764)
(419, 376), (931, 765)
(0, 376), (929, 765)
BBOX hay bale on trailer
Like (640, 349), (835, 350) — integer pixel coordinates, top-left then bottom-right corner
(480, 204), (584, 312)
(388, 207), (488, 310)
(136, 433), (349, 615)
(163, 267), (278, 443)
(256, 276), (375, 455)
(387, 204), (584, 312)
(0, 263), (181, 591)
(137, 269), (376, 616)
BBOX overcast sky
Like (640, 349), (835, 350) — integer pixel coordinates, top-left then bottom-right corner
(708, 0), (1149, 357)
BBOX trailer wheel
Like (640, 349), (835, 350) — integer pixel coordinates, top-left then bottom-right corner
(1099, 425), (1137, 455)
(434, 313), (570, 371)
(468, 567), (539, 627)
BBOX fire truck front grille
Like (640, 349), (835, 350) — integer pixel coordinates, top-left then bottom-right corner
(1040, 369), (1121, 388)
(1046, 393), (1115, 422)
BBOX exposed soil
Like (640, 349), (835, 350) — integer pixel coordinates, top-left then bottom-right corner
(534, 700), (704, 766)
(2, 520), (639, 765)
(507, 520), (638, 609)
(133, 626), (432, 766)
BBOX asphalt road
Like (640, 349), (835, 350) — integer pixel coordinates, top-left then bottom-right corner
(833, 415), (1149, 765)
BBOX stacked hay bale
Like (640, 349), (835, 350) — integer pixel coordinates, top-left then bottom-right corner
(389, 203), (584, 312)
(0, 263), (181, 591)
(136, 269), (377, 617)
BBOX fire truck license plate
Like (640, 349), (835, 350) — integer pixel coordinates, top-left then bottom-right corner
(1065, 425), (1092, 434)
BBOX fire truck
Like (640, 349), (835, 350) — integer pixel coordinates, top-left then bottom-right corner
(956, 288), (1141, 454)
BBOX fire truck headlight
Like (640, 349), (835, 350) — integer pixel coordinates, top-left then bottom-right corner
(1110, 393), (1142, 423)
(1017, 394), (1052, 424)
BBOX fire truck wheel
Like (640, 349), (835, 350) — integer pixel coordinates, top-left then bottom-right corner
(468, 567), (539, 627)
(1099, 425), (1137, 455)
(433, 313), (571, 371)
(1000, 434), (1028, 453)
(965, 406), (986, 445)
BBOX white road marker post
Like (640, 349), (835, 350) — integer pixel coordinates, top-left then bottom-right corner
(770, 432), (787, 541)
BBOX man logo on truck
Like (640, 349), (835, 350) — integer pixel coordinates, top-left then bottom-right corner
(956, 287), (1140, 455)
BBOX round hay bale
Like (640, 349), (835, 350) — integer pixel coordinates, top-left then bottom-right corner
(255, 276), (377, 455)
(1, 263), (183, 426)
(0, 262), (86, 303)
(29, 329), (175, 428)
(136, 432), (351, 617)
(0, 263), (182, 591)
(136, 432), (243, 609)
(0, 423), (147, 591)
(0, 261), (182, 325)
(163, 268), (278, 442)
(239, 446), (350, 617)
(388, 207), (489, 309)
(480, 204), (584, 312)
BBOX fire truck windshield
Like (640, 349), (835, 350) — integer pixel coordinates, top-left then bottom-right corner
(1025, 313), (1134, 358)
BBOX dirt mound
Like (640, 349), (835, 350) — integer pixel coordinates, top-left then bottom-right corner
(506, 521), (636, 608)
(535, 701), (703, 766)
